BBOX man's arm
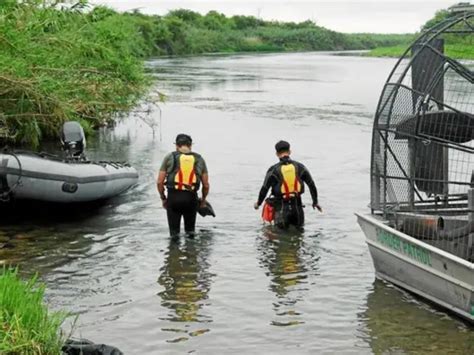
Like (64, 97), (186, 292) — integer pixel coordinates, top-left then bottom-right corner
(255, 168), (276, 209)
(199, 157), (210, 205)
(300, 165), (322, 212)
(201, 173), (210, 202)
(157, 153), (172, 208)
(157, 170), (167, 208)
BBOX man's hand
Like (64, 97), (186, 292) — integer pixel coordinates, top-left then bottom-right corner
(200, 199), (207, 209)
(254, 202), (260, 210)
(313, 203), (323, 213)
(162, 199), (167, 209)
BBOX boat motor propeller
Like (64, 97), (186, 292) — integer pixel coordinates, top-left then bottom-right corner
(61, 121), (86, 160)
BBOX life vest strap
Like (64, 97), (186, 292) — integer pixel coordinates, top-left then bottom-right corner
(282, 180), (291, 200)
(177, 169), (184, 190)
(173, 182), (197, 191)
(189, 169), (196, 188)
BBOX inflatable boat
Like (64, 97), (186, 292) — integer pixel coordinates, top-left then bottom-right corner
(0, 122), (138, 204)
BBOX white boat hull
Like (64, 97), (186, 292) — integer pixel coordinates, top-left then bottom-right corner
(0, 152), (138, 203)
(356, 213), (474, 323)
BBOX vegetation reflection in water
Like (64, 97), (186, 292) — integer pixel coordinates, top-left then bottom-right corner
(0, 224), (96, 275)
(157, 232), (215, 343)
(361, 280), (474, 355)
(258, 227), (320, 327)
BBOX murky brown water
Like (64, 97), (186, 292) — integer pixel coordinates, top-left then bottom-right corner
(1, 52), (473, 354)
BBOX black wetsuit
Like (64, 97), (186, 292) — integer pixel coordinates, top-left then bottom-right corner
(257, 156), (318, 229)
(167, 189), (198, 236)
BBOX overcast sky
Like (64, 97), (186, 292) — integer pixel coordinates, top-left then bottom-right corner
(90, 1), (465, 33)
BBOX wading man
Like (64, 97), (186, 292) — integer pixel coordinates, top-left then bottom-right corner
(157, 134), (210, 237)
(254, 140), (322, 229)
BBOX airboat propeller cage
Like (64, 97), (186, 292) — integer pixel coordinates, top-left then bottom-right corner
(358, 10), (474, 322)
(61, 121), (86, 157)
(370, 12), (474, 217)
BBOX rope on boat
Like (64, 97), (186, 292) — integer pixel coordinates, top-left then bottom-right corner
(0, 148), (22, 202)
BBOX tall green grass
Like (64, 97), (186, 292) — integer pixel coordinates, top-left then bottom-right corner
(0, 2), (412, 146)
(0, 1), (152, 147)
(0, 268), (67, 355)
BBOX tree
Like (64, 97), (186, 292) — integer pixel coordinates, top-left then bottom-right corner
(422, 9), (451, 31)
(167, 9), (201, 23)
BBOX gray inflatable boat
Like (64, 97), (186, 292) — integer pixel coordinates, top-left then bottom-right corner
(0, 122), (138, 204)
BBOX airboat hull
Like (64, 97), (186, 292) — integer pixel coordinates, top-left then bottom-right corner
(0, 152), (138, 203)
(357, 213), (474, 323)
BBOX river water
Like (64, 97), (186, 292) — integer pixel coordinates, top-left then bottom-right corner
(1, 52), (473, 354)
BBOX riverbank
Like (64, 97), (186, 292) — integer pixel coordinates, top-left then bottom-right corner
(0, 268), (67, 354)
(0, 1), (410, 147)
(367, 43), (474, 59)
(367, 8), (474, 59)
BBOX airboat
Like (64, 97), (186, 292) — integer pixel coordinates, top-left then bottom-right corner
(356, 11), (474, 322)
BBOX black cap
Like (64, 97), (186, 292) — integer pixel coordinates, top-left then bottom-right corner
(175, 133), (192, 146)
(275, 140), (290, 153)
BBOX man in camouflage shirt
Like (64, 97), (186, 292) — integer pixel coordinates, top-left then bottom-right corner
(157, 134), (210, 237)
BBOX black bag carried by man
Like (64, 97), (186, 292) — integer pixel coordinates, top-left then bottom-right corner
(198, 199), (216, 217)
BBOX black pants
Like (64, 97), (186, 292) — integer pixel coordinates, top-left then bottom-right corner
(166, 190), (198, 236)
(273, 196), (304, 229)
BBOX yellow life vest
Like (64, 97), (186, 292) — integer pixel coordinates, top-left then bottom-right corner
(280, 163), (301, 199)
(173, 154), (198, 191)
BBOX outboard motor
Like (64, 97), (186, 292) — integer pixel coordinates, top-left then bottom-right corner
(61, 121), (86, 160)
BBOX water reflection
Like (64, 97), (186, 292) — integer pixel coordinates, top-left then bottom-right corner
(86, 127), (133, 162)
(258, 227), (318, 327)
(0, 223), (96, 276)
(360, 280), (474, 354)
(157, 233), (214, 343)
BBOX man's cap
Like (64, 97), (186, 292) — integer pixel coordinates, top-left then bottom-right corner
(275, 140), (290, 153)
(175, 133), (192, 146)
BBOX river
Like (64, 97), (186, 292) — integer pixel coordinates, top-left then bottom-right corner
(1, 52), (473, 354)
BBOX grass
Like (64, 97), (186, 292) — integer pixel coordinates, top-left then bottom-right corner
(0, 1), (153, 147)
(366, 43), (474, 59)
(0, 268), (67, 355)
(444, 43), (474, 59)
(366, 9), (474, 60)
(366, 44), (409, 58)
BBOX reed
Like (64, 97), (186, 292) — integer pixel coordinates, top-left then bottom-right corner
(0, 1), (151, 147)
(0, 268), (67, 355)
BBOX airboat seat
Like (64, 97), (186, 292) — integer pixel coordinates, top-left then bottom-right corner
(395, 110), (474, 143)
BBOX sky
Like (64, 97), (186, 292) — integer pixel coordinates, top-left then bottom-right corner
(90, 0), (466, 33)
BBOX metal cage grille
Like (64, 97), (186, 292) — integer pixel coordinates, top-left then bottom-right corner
(370, 12), (474, 261)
